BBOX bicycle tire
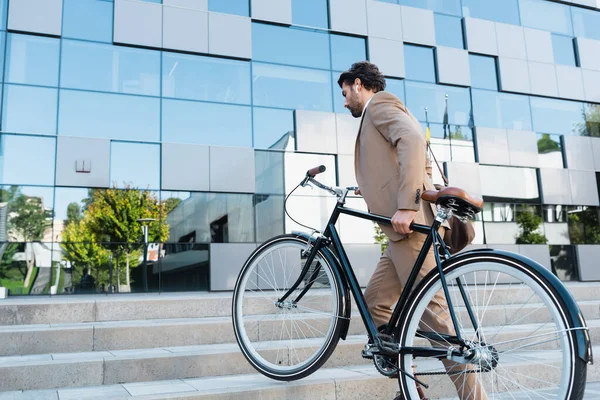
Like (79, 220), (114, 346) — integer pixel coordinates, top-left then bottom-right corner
(232, 234), (345, 381)
(395, 251), (586, 400)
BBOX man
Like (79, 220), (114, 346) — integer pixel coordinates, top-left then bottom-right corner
(338, 61), (487, 400)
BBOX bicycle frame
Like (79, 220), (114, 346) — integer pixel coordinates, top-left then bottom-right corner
(278, 197), (482, 360)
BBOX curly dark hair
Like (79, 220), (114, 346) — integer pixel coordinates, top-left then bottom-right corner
(337, 61), (386, 92)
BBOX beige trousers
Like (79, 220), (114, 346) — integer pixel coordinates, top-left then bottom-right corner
(364, 217), (488, 400)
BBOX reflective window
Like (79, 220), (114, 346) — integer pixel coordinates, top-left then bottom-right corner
(404, 45), (435, 83)
(530, 97), (585, 136)
(110, 142), (160, 190)
(162, 52), (250, 104)
(397, 0), (461, 16)
(61, 40), (160, 96)
(255, 150), (285, 194)
(208, 0), (249, 17)
(162, 99), (252, 147)
(584, 104), (600, 137)
(255, 194), (284, 242)
(330, 34), (366, 72)
(376, 0), (398, 3)
(469, 55), (498, 90)
(162, 191), (254, 243)
(59, 90), (160, 141)
(462, 0), (520, 24)
(480, 166), (540, 202)
(405, 82), (472, 125)
(572, 7), (600, 41)
(551, 34), (576, 66)
(471, 89), (532, 130)
(252, 23), (330, 69)
(0, 135), (55, 185)
(568, 206), (600, 244)
(2, 85), (58, 135)
(292, 0), (328, 29)
(519, 0), (573, 36)
(0, 0), (6, 30)
(252, 62), (332, 112)
(0, 185), (54, 242)
(0, 32), (4, 81)
(386, 78), (406, 104)
(54, 187), (89, 225)
(434, 14), (464, 49)
(537, 133), (564, 169)
(6, 34), (60, 87)
(62, 0), (113, 43)
(253, 107), (295, 150)
(549, 245), (579, 281)
(421, 123), (474, 163)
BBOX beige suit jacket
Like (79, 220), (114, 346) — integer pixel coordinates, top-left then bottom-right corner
(354, 91), (440, 242)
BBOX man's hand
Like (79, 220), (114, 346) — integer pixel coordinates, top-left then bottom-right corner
(391, 209), (417, 235)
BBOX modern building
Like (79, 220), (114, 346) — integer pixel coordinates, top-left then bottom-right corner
(0, 0), (599, 295)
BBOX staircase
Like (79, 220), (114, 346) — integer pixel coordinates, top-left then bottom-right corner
(0, 283), (598, 399)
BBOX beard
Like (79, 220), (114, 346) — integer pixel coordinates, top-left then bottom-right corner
(348, 103), (363, 118)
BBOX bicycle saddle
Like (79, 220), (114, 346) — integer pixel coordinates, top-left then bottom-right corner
(421, 186), (484, 219)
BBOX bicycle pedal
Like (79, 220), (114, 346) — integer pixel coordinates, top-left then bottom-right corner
(362, 343), (376, 359)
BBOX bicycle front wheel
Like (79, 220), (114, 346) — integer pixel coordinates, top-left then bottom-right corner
(232, 235), (344, 381)
(397, 252), (586, 400)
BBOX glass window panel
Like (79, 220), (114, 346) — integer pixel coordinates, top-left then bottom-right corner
(404, 45), (435, 83)
(110, 142), (160, 190)
(0, 135), (55, 185)
(397, 0), (461, 16)
(386, 78), (406, 104)
(62, 0), (113, 43)
(0, 32), (5, 82)
(252, 23), (330, 69)
(252, 62), (332, 112)
(162, 99), (251, 147)
(536, 133), (564, 169)
(471, 89), (532, 131)
(53, 187), (89, 226)
(571, 7), (600, 41)
(0, 186), (54, 242)
(421, 123), (474, 163)
(209, 0), (249, 17)
(480, 166), (540, 203)
(59, 90), (160, 141)
(61, 40), (160, 96)
(255, 150), (284, 194)
(162, 191), (254, 243)
(330, 34), (367, 72)
(253, 107), (295, 150)
(551, 34), (576, 66)
(6, 34), (60, 87)
(584, 104), (600, 137)
(2, 85), (57, 134)
(519, 0), (573, 36)
(292, 0), (328, 28)
(255, 194), (284, 242)
(0, 0), (6, 30)
(530, 97), (585, 136)
(549, 245), (579, 281)
(462, 0), (520, 24)
(405, 81), (472, 125)
(376, 0), (398, 3)
(434, 14), (464, 49)
(469, 55), (498, 90)
(568, 206), (600, 244)
(162, 52), (250, 104)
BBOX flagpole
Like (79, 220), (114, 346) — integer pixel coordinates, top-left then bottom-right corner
(443, 94), (449, 140)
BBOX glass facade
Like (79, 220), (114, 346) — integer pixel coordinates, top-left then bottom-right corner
(1, 0), (599, 296)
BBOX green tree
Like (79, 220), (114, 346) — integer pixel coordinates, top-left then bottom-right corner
(576, 104), (600, 137)
(515, 209), (548, 244)
(66, 202), (83, 226)
(537, 134), (561, 154)
(2, 188), (52, 288)
(374, 223), (389, 253)
(84, 186), (170, 290)
(567, 207), (600, 245)
(164, 197), (182, 215)
(449, 125), (467, 140)
(61, 218), (110, 279)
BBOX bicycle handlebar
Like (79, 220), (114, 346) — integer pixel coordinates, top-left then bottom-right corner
(306, 165), (326, 177)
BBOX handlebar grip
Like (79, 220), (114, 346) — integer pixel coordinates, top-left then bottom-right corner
(306, 165), (326, 177)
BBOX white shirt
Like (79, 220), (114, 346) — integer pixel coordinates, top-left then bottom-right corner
(362, 96), (373, 116)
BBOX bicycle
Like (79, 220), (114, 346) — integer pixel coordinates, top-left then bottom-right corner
(232, 165), (592, 399)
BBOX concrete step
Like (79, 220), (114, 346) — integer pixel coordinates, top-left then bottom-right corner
(1, 322), (598, 392)
(2, 355), (599, 400)
(1, 300), (599, 356)
(0, 282), (598, 326)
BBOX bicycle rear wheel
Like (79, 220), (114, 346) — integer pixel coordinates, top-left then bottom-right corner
(396, 252), (586, 400)
(232, 235), (344, 381)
